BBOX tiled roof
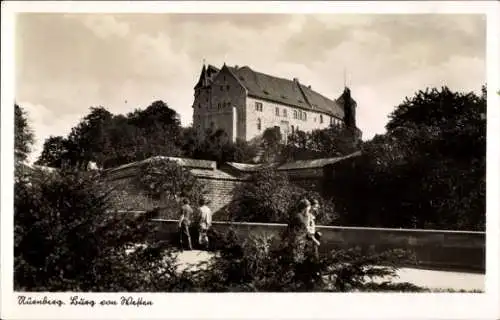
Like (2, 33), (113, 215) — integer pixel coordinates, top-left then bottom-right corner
(196, 63), (347, 117)
(190, 168), (242, 180)
(277, 151), (361, 170)
(105, 156), (217, 176)
(226, 66), (345, 117)
(224, 162), (278, 172)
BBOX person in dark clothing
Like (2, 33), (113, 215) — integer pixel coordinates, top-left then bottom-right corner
(178, 198), (193, 251)
(283, 198), (311, 263)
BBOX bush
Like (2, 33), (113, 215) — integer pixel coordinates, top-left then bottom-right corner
(185, 230), (416, 292)
(229, 168), (337, 224)
(134, 157), (207, 216)
(14, 167), (182, 291)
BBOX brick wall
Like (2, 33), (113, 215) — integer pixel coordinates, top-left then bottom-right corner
(197, 177), (250, 219)
(107, 172), (250, 219)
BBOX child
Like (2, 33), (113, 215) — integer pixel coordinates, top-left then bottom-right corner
(197, 198), (212, 250)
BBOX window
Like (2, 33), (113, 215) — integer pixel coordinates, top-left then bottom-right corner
(257, 118), (262, 131)
(198, 104), (201, 109)
(293, 110), (298, 119)
(226, 85), (230, 90)
(291, 125), (294, 133)
(320, 115), (323, 123)
(275, 107), (279, 116)
(283, 109), (287, 117)
(304, 112), (307, 121)
(299, 111), (303, 121)
(255, 102), (263, 112)
(220, 85), (223, 91)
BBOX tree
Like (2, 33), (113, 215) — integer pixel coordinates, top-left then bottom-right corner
(229, 168), (336, 224)
(127, 100), (183, 159)
(261, 127), (283, 163)
(15, 104), (34, 163)
(35, 136), (68, 168)
(189, 128), (258, 165)
(13, 161), (189, 291)
(326, 86), (486, 230)
(134, 157), (206, 215)
(281, 125), (360, 162)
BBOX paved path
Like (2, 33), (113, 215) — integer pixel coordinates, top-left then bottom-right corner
(173, 250), (484, 291)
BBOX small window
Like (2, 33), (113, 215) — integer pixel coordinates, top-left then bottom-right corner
(294, 110), (298, 119)
(255, 102), (263, 112)
(275, 107), (279, 116)
(299, 111), (303, 121)
(320, 115), (323, 123)
(304, 112), (307, 121)
(198, 104), (201, 108)
(283, 109), (287, 117)
(291, 125), (294, 133)
(226, 85), (230, 90)
(257, 118), (262, 131)
(220, 85), (223, 91)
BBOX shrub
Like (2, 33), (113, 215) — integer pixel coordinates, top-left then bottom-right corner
(229, 168), (337, 224)
(186, 230), (416, 292)
(133, 157), (207, 219)
(14, 168), (181, 291)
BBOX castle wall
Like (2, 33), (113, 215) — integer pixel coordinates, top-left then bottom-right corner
(193, 67), (247, 141)
(245, 96), (338, 141)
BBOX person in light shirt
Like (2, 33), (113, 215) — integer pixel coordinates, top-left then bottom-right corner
(197, 198), (212, 250)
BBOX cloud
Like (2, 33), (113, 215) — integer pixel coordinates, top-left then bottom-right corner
(19, 101), (83, 163)
(80, 15), (130, 38)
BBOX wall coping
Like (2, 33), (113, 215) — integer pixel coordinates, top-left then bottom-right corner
(150, 218), (485, 235)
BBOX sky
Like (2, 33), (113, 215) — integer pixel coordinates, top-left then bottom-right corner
(15, 13), (486, 163)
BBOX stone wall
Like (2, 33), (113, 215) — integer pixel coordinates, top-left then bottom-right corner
(151, 219), (486, 273)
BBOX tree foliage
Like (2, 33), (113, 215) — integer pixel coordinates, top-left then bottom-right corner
(327, 86), (486, 230)
(134, 157), (206, 209)
(228, 168), (336, 224)
(13, 167), (187, 291)
(36, 101), (257, 170)
(187, 128), (258, 165)
(15, 104), (34, 163)
(281, 126), (361, 162)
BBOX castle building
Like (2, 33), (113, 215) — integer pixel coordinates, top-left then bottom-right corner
(192, 63), (360, 143)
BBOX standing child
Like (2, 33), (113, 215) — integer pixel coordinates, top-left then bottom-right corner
(197, 198), (212, 250)
(178, 198), (193, 251)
